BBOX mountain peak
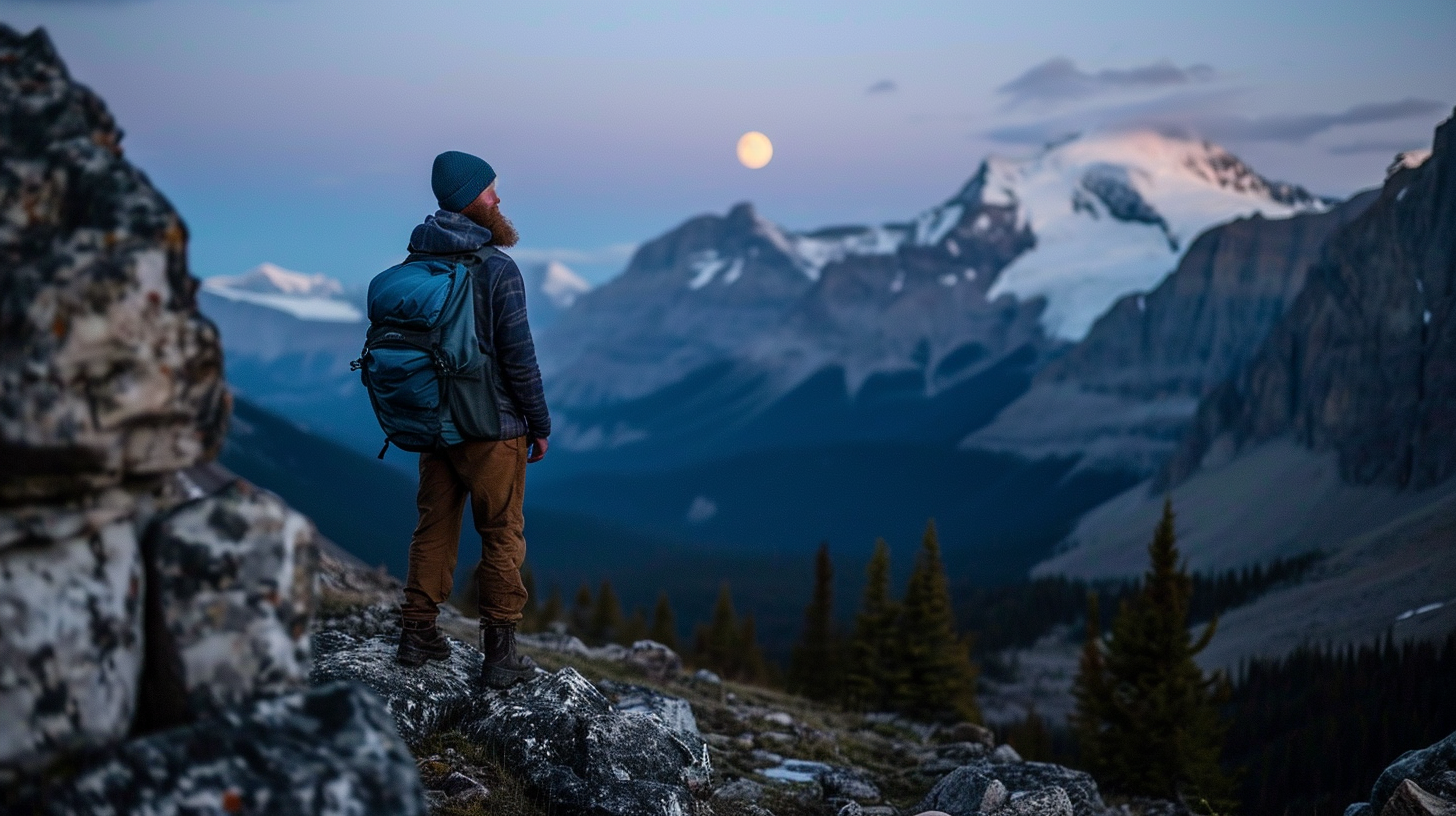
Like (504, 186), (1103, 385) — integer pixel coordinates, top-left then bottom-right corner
(541, 261), (591, 309)
(208, 263), (346, 298)
(201, 263), (361, 323)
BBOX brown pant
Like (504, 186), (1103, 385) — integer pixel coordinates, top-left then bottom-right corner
(401, 436), (529, 623)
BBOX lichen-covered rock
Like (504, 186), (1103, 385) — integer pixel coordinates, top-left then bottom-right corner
(464, 667), (712, 816)
(1381, 780), (1456, 816)
(0, 514), (142, 782)
(598, 679), (700, 736)
(29, 681), (425, 816)
(626, 639), (684, 681)
(139, 480), (317, 722)
(311, 630), (483, 747)
(992, 787), (1075, 816)
(1365, 732), (1456, 815)
(917, 760), (1105, 816)
(0, 24), (228, 503)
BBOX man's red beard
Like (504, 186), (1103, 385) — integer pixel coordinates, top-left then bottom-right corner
(463, 200), (519, 248)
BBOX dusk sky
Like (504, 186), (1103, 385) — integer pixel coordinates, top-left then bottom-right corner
(7, 1), (1453, 284)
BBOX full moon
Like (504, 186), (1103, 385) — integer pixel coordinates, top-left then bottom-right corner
(736, 131), (773, 169)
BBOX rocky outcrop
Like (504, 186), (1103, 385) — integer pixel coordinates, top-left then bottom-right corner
(140, 480), (318, 721)
(0, 26), (228, 503)
(1346, 731), (1456, 816)
(27, 682), (425, 816)
(1, 24), (423, 815)
(0, 508), (144, 779)
(1166, 110), (1456, 490)
(312, 620), (713, 816)
(965, 190), (1376, 476)
(916, 759), (1106, 816)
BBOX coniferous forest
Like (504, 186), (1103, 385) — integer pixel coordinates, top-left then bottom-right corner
(473, 503), (1454, 816)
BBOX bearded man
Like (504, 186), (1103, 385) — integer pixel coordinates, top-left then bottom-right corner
(394, 150), (549, 689)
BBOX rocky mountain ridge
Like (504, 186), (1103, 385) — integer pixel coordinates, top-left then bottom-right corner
(1165, 111), (1455, 491)
(964, 189), (1377, 476)
(538, 131), (1322, 445)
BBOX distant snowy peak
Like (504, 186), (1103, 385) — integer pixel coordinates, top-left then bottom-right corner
(541, 261), (591, 309)
(975, 131), (1330, 340)
(202, 263), (362, 323)
(208, 263), (346, 298)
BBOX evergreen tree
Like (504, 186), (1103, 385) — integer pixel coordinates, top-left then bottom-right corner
(589, 580), (624, 645)
(694, 582), (741, 676)
(737, 612), (770, 684)
(539, 585), (563, 630)
(620, 607), (649, 645)
(896, 520), (980, 722)
(1070, 591), (1109, 775)
(788, 542), (842, 701)
(844, 538), (902, 710)
(570, 582), (593, 637)
(1098, 499), (1234, 806)
(649, 591), (678, 650)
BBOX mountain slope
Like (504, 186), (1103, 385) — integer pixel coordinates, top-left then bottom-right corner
(1034, 111), (1456, 662)
(219, 396), (417, 577)
(1167, 111), (1456, 490)
(965, 189), (1377, 476)
(540, 131), (1324, 457)
(199, 268), (377, 455)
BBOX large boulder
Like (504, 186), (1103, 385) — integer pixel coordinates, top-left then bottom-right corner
(917, 759), (1105, 816)
(1345, 731), (1456, 816)
(0, 510), (143, 783)
(0, 24), (228, 503)
(462, 667), (712, 816)
(28, 682), (425, 816)
(311, 630), (483, 747)
(137, 480), (318, 725)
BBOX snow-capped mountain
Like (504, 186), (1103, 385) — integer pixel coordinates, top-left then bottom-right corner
(202, 263), (362, 323)
(962, 132), (1328, 339)
(538, 130), (1324, 435)
(522, 260), (593, 329)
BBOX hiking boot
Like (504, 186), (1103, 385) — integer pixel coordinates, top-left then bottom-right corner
(397, 618), (451, 667)
(480, 621), (538, 689)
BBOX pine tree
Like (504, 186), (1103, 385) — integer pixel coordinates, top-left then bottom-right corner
(788, 542), (841, 701)
(1070, 591), (1109, 775)
(694, 582), (741, 677)
(737, 612), (770, 684)
(1098, 498), (1234, 805)
(589, 580), (624, 645)
(650, 591), (678, 650)
(896, 520), (980, 722)
(570, 582), (593, 637)
(844, 538), (902, 710)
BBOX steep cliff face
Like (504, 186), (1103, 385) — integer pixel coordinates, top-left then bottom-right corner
(1166, 110), (1456, 490)
(964, 191), (1375, 475)
(0, 27), (228, 502)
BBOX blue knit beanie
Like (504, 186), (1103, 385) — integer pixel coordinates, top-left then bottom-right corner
(432, 151), (497, 212)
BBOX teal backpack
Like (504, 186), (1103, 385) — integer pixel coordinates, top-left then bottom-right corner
(354, 246), (504, 456)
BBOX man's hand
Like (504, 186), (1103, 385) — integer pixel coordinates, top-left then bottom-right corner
(527, 435), (548, 463)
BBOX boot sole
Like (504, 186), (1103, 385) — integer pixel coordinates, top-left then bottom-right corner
(396, 643), (451, 668)
(482, 663), (535, 689)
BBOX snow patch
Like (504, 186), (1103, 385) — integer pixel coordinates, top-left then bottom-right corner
(984, 131), (1322, 340)
(541, 261), (591, 309)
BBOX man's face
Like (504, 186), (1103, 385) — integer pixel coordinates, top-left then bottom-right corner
(461, 180), (518, 248)
(478, 181), (500, 210)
